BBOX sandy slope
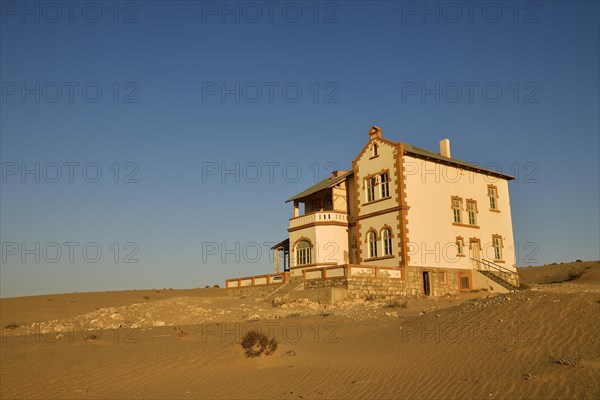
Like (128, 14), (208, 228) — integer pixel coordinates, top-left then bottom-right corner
(1, 262), (599, 399)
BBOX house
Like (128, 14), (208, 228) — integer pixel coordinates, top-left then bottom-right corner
(226, 126), (519, 299)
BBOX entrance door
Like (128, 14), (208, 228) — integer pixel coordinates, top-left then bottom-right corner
(422, 271), (431, 296)
(471, 241), (481, 269)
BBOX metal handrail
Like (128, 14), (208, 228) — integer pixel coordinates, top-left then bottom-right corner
(471, 257), (517, 287)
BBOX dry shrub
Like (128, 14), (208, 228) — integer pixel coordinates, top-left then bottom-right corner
(567, 269), (584, 281)
(84, 333), (99, 342)
(241, 331), (278, 358)
(385, 300), (408, 308)
(3, 322), (20, 331)
(143, 295), (150, 300)
(174, 326), (188, 337)
(552, 356), (581, 367)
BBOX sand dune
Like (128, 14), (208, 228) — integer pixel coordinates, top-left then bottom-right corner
(1, 261), (599, 399)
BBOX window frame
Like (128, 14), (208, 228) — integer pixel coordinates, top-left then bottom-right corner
(382, 228), (392, 256)
(365, 177), (376, 203)
(380, 172), (390, 199)
(492, 235), (503, 261)
(438, 271), (447, 284)
(451, 196), (463, 224)
(488, 185), (499, 211)
(368, 231), (378, 259)
(295, 240), (312, 266)
(466, 199), (478, 226)
(456, 236), (465, 257)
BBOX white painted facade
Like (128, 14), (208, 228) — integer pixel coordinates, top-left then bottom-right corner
(282, 126), (517, 279)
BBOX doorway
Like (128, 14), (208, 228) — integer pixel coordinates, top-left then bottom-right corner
(422, 271), (431, 296)
(471, 241), (481, 269)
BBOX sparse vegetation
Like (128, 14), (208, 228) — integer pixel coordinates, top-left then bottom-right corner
(551, 356), (580, 367)
(384, 300), (408, 308)
(3, 322), (20, 331)
(47, 298), (54, 301)
(213, 284), (220, 288)
(142, 295), (150, 300)
(84, 333), (99, 342)
(575, 259), (583, 263)
(567, 269), (584, 281)
(174, 326), (188, 337)
(241, 330), (278, 358)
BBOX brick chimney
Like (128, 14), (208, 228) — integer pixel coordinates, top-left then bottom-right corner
(368, 125), (382, 140)
(439, 139), (451, 158)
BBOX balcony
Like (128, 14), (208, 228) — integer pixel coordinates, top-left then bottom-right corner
(289, 211), (348, 229)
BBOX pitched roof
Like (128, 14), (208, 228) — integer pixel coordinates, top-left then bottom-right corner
(286, 170), (354, 202)
(402, 143), (515, 180)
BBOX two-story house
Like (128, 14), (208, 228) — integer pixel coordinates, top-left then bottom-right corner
(228, 126), (519, 298)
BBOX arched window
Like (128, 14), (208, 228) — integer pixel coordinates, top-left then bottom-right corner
(296, 240), (311, 266)
(368, 231), (378, 258)
(382, 228), (392, 256)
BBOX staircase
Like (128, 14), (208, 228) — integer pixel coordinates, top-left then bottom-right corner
(471, 258), (520, 292)
(264, 280), (305, 301)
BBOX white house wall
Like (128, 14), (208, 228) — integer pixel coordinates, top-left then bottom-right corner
(403, 155), (516, 272)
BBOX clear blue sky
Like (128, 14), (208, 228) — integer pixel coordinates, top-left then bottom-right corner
(1, 1), (598, 297)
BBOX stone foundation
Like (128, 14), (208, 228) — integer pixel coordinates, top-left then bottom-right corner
(226, 285), (282, 298)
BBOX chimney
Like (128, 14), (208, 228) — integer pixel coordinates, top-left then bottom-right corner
(368, 125), (382, 140)
(439, 139), (451, 158)
(331, 170), (349, 178)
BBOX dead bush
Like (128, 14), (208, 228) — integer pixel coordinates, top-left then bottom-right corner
(174, 326), (188, 337)
(241, 330), (278, 358)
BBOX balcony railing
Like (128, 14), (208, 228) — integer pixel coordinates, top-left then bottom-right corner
(289, 211), (348, 229)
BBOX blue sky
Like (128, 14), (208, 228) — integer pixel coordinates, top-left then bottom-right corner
(1, 0), (598, 297)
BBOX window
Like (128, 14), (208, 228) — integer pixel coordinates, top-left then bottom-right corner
(325, 196), (333, 210)
(312, 199), (321, 212)
(366, 177), (376, 202)
(438, 271), (447, 284)
(368, 231), (378, 258)
(456, 237), (464, 256)
(296, 241), (311, 266)
(492, 235), (503, 261)
(452, 197), (462, 223)
(371, 143), (378, 157)
(380, 173), (390, 198)
(488, 185), (498, 210)
(382, 228), (392, 256)
(466, 200), (477, 226)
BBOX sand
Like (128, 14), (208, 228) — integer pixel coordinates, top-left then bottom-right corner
(1, 261), (599, 399)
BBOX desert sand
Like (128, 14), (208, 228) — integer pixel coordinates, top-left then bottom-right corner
(1, 261), (599, 399)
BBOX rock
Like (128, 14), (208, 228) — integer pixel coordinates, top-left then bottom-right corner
(154, 321), (165, 327)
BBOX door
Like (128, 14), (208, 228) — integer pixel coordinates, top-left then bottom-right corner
(471, 241), (481, 269)
(422, 271), (431, 296)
